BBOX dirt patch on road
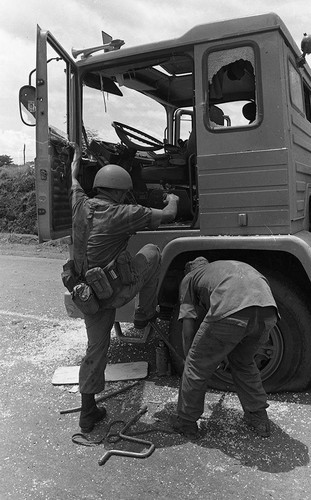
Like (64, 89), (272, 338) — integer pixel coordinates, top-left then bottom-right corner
(0, 233), (69, 259)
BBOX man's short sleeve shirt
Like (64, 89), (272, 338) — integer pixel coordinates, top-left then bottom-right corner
(178, 260), (278, 322)
(71, 184), (160, 270)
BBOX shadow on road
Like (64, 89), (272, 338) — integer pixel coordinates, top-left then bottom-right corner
(153, 399), (309, 473)
(82, 380), (309, 474)
(197, 398), (309, 473)
(72, 335), (310, 473)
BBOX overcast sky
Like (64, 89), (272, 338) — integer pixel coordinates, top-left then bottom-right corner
(1, 0), (310, 163)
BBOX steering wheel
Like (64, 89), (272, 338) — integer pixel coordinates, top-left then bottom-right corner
(112, 121), (164, 152)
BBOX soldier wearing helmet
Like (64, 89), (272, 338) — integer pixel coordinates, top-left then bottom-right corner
(69, 143), (179, 433)
(92, 163), (133, 191)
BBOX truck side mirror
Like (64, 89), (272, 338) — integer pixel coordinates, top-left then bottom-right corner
(19, 85), (36, 126)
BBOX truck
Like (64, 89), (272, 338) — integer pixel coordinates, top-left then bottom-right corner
(19, 12), (311, 393)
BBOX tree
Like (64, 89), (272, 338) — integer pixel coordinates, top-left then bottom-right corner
(0, 155), (13, 167)
(0, 165), (37, 234)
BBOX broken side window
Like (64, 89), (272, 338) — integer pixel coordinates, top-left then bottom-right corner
(206, 46), (257, 128)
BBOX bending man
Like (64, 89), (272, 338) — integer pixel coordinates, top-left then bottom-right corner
(173, 257), (279, 439)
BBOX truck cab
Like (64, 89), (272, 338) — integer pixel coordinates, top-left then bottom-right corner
(19, 13), (311, 392)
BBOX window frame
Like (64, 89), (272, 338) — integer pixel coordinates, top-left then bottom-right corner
(202, 41), (262, 133)
(288, 58), (305, 116)
(303, 80), (311, 123)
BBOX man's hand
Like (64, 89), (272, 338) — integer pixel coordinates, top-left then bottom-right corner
(69, 142), (82, 162)
(69, 142), (82, 184)
(163, 193), (179, 205)
(160, 192), (179, 223)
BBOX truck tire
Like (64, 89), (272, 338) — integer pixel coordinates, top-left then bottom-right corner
(168, 273), (311, 392)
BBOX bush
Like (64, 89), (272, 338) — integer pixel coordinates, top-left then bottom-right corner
(0, 165), (37, 234)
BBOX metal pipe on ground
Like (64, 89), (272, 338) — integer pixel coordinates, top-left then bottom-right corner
(60, 380), (141, 415)
(98, 405), (155, 466)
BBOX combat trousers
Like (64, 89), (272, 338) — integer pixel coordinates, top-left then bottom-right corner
(177, 306), (277, 422)
(79, 243), (161, 394)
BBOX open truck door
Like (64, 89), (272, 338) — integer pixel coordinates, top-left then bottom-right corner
(29, 26), (77, 242)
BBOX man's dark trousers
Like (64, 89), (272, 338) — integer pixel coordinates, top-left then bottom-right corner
(177, 306), (277, 421)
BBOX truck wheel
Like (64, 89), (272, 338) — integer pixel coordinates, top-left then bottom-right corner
(168, 274), (311, 392)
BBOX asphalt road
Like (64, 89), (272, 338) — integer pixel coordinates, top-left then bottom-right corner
(1, 241), (311, 500)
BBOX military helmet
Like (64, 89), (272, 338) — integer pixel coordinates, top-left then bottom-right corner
(93, 164), (133, 190)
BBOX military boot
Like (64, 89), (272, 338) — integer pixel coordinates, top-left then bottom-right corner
(172, 415), (200, 440)
(79, 393), (107, 433)
(244, 409), (271, 438)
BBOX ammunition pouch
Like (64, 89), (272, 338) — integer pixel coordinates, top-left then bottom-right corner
(116, 250), (136, 285)
(71, 282), (99, 315)
(104, 260), (122, 294)
(85, 267), (113, 300)
(103, 250), (136, 293)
